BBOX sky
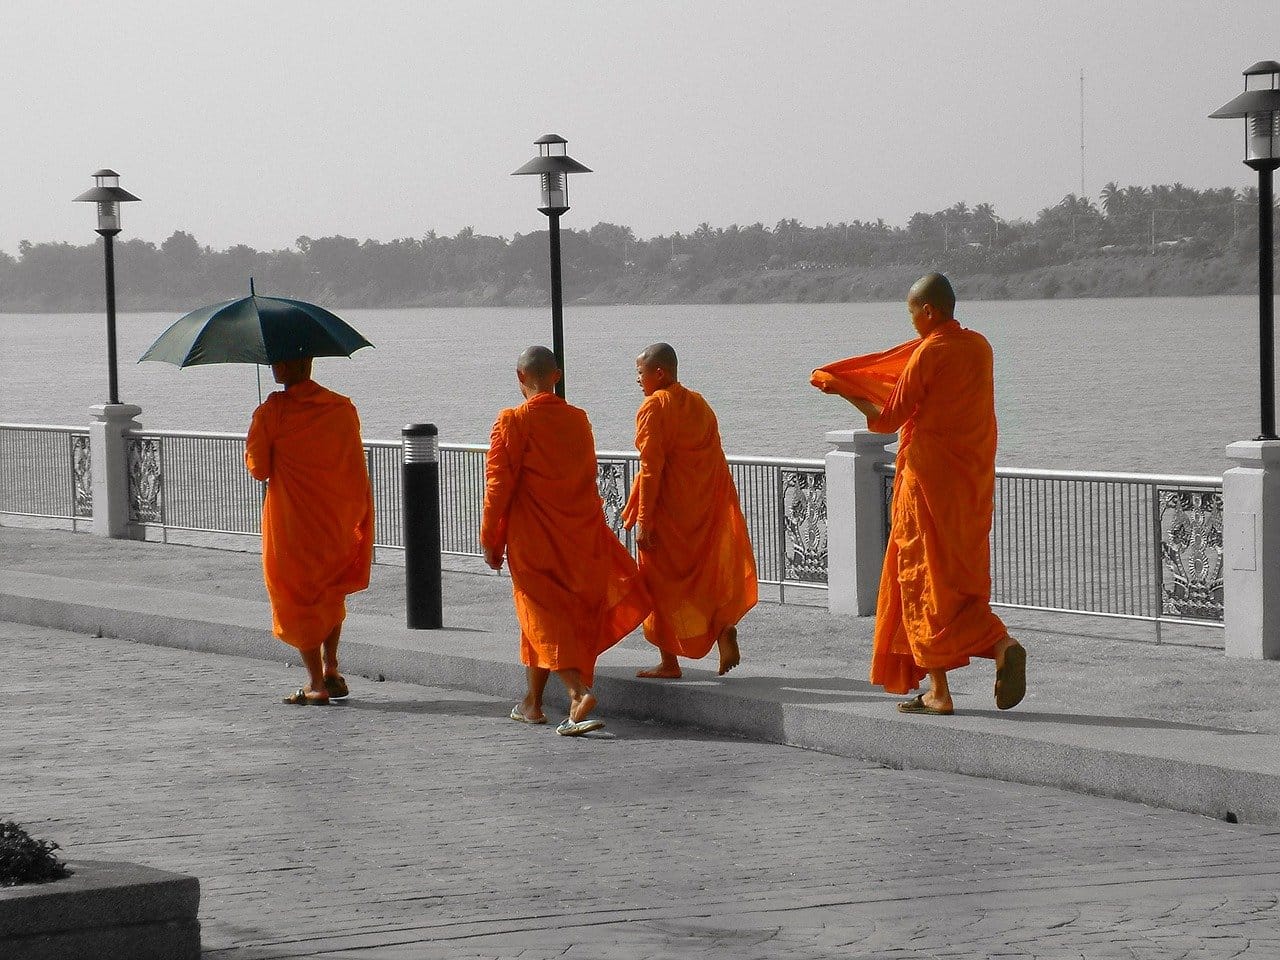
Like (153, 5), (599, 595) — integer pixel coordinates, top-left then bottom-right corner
(0, 0), (1275, 256)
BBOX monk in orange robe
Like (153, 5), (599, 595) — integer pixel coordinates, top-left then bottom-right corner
(623, 343), (758, 679)
(813, 273), (1027, 715)
(481, 346), (650, 735)
(245, 357), (374, 706)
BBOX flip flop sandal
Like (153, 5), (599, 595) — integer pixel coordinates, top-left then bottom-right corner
(995, 643), (1027, 710)
(556, 717), (606, 736)
(510, 705), (548, 725)
(897, 694), (953, 716)
(283, 687), (330, 706)
(324, 675), (350, 701)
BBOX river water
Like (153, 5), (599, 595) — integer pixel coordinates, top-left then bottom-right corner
(1, 296), (1271, 475)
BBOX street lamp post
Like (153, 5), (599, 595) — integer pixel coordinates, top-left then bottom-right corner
(1212, 60), (1280, 440)
(512, 135), (591, 398)
(74, 169), (141, 405)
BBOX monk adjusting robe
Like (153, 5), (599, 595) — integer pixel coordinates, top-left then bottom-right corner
(245, 380), (374, 651)
(480, 392), (649, 686)
(812, 320), (1008, 694)
(622, 382), (758, 658)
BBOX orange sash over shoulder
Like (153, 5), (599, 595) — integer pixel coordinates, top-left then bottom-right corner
(480, 392), (649, 686)
(622, 383), (758, 659)
(245, 380), (374, 652)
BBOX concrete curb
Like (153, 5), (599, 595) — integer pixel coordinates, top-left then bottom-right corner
(0, 861), (200, 960)
(4, 571), (1280, 826)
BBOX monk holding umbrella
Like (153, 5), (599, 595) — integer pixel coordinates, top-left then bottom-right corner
(141, 281), (375, 705)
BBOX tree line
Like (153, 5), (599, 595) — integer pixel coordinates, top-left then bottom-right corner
(1, 181), (1275, 312)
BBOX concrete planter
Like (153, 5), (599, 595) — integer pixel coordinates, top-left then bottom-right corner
(0, 860), (199, 960)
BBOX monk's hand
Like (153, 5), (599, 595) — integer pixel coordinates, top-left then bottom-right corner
(484, 545), (504, 571)
(635, 524), (656, 552)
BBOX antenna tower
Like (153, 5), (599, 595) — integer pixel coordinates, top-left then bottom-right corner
(1079, 69), (1086, 198)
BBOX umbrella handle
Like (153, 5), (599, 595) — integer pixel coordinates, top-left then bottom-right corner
(256, 364), (263, 406)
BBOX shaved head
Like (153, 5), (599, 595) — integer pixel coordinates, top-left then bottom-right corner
(908, 273), (956, 316)
(638, 342), (678, 376)
(517, 345), (559, 379)
(271, 356), (312, 387)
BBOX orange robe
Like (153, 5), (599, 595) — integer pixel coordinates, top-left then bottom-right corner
(245, 380), (374, 652)
(622, 382), (758, 659)
(812, 320), (1008, 694)
(480, 392), (650, 686)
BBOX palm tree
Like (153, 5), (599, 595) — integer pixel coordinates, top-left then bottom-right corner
(1101, 182), (1123, 219)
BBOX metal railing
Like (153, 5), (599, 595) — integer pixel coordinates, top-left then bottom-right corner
(2, 422), (1225, 630)
(126, 430), (260, 536)
(1, 424), (826, 601)
(879, 463), (1224, 632)
(0, 423), (92, 525)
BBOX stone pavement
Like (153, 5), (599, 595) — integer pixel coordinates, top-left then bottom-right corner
(4, 620), (1280, 959)
(4, 524), (1280, 828)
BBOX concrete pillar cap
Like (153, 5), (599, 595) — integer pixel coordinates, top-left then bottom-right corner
(1226, 439), (1280, 465)
(825, 428), (896, 453)
(89, 403), (143, 422)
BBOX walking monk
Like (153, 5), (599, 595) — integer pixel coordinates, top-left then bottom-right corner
(812, 273), (1026, 715)
(245, 357), (374, 705)
(481, 346), (650, 735)
(624, 343), (758, 679)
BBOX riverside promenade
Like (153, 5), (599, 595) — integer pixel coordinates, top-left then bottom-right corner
(5, 524), (1280, 956)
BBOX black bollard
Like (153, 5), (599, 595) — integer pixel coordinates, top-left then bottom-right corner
(402, 423), (443, 629)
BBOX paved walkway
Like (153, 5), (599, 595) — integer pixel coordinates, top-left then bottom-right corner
(5, 620), (1280, 959)
(4, 524), (1280, 827)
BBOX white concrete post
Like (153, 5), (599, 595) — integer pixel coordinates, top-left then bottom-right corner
(1224, 440), (1280, 659)
(825, 429), (895, 616)
(88, 403), (143, 539)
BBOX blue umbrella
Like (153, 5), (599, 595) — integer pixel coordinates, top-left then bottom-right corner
(139, 279), (373, 367)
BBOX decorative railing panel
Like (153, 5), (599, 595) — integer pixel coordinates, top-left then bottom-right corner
(597, 457), (633, 545)
(1157, 487), (1224, 621)
(782, 467), (827, 583)
(879, 466), (1224, 628)
(127, 437), (163, 523)
(72, 434), (92, 518)
(0, 424), (90, 523)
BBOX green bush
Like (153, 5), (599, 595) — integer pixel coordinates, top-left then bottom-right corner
(0, 821), (69, 887)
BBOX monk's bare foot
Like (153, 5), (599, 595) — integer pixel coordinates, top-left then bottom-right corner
(716, 625), (741, 676)
(637, 664), (682, 679)
(569, 689), (598, 723)
(637, 654), (682, 679)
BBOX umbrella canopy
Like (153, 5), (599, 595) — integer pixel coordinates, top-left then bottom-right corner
(139, 284), (373, 367)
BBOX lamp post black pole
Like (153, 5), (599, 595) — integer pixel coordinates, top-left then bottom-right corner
(547, 211), (566, 399)
(100, 230), (121, 405)
(1259, 163), (1277, 440)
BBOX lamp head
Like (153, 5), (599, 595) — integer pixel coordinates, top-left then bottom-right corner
(511, 134), (592, 215)
(73, 168), (141, 235)
(1210, 61), (1280, 169)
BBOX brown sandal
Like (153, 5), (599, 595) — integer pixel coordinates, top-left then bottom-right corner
(283, 687), (330, 706)
(323, 674), (350, 700)
(897, 694), (953, 716)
